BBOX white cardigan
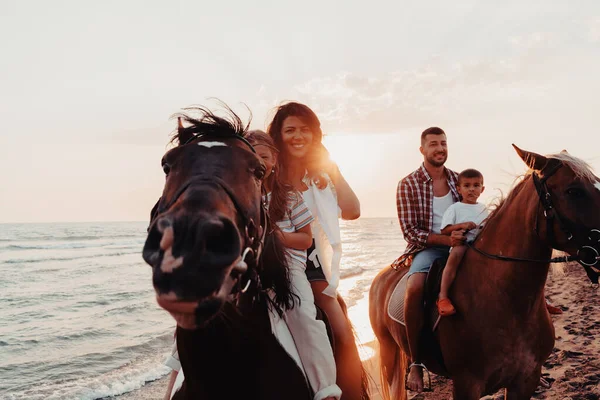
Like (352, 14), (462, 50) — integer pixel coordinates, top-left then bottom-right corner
(301, 175), (342, 298)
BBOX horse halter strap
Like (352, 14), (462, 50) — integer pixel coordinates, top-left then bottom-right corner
(154, 175), (265, 265)
(532, 161), (572, 244)
(532, 161), (600, 274)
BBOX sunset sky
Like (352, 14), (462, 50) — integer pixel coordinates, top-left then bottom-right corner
(1, 1), (599, 223)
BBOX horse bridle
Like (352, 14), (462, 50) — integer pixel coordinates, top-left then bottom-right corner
(149, 133), (268, 294)
(467, 160), (600, 284)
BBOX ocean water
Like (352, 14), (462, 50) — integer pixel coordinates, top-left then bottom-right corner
(0, 219), (405, 400)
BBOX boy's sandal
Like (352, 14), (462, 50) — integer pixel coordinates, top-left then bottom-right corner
(405, 362), (433, 392)
(437, 298), (456, 316)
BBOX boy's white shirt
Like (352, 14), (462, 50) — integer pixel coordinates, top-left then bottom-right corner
(441, 201), (489, 242)
(302, 174), (342, 298)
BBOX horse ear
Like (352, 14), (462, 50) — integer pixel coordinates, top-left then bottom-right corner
(176, 117), (193, 146)
(512, 144), (548, 171)
(560, 149), (569, 154)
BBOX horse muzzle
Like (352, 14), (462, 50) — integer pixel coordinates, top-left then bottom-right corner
(143, 213), (247, 328)
(155, 255), (248, 329)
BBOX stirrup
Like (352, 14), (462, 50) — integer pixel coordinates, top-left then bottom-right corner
(406, 362), (433, 392)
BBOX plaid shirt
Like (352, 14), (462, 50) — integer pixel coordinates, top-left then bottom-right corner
(393, 164), (459, 268)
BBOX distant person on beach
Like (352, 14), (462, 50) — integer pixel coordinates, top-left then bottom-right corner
(267, 102), (364, 400)
(246, 130), (341, 400)
(437, 169), (489, 316)
(394, 126), (462, 392)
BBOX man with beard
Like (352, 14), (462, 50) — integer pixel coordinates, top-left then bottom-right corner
(393, 126), (463, 392)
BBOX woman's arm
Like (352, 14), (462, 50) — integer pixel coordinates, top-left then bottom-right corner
(329, 164), (360, 220)
(279, 224), (313, 250)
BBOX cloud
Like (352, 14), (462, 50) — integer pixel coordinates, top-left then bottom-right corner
(252, 31), (595, 135)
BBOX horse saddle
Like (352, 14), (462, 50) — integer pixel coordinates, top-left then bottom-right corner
(387, 257), (448, 331)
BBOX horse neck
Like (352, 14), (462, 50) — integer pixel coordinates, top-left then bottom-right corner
(474, 181), (553, 306)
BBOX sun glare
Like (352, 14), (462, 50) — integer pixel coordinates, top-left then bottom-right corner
(322, 133), (414, 217)
(323, 134), (389, 181)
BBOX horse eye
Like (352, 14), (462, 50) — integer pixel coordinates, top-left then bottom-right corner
(566, 187), (585, 198)
(254, 166), (266, 180)
(163, 163), (171, 175)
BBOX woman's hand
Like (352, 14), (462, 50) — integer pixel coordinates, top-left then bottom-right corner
(313, 143), (360, 219)
(314, 144), (339, 179)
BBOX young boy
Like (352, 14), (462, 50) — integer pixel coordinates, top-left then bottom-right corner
(437, 169), (489, 316)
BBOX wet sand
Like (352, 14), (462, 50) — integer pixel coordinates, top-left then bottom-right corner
(117, 263), (600, 399)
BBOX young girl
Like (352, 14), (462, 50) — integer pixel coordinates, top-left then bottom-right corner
(245, 130), (341, 400)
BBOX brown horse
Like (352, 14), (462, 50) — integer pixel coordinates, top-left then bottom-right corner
(142, 106), (369, 399)
(143, 107), (312, 399)
(370, 145), (600, 399)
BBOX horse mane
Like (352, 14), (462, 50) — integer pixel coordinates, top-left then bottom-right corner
(171, 104), (250, 146)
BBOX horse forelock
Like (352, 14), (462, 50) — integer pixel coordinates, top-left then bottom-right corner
(171, 104), (250, 146)
(547, 152), (597, 183)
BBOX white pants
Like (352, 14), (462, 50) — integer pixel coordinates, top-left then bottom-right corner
(285, 261), (342, 400)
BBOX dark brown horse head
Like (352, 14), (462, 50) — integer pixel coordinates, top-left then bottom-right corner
(513, 144), (600, 281)
(143, 107), (272, 329)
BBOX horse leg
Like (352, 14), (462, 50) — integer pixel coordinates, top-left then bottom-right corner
(505, 368), (542, 400)
(451, 376), (484, 400)
(404, 273), (427, 392)
(372, 322), (408, 400)
(311, 281), (364, 400)
(337, 294), (371, 400)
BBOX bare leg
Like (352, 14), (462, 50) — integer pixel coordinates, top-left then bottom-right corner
(311, 280), (363, 400)
(439, 246), (467, 300)
(163, 370), (178, 400)
(404, 273), (426, 392)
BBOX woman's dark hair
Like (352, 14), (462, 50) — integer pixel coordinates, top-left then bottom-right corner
(245, 130), (297, 223)
(266, 102), (329, 187)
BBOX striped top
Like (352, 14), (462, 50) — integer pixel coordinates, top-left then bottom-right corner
(267, 192), (315, 267)
(393, 163), (459, 267)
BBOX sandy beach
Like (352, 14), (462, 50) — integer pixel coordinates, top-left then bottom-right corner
(116, 262), (600, 400)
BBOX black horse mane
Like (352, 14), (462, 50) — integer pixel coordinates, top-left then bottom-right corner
(172, 104), (249, 146)
(170, 105), (295, 315)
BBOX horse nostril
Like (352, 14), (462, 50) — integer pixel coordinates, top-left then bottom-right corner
(157, 216), (172, 232)
(143, 222), (163, 267)
(195, 217), (241, 267)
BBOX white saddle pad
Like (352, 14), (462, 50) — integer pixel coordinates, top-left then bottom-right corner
(387, 273), (409, 325)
